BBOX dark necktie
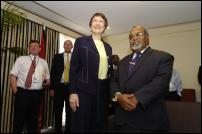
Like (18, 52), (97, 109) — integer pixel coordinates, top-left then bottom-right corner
(128, 52), (142, 76)
(25, 57), (36, 89)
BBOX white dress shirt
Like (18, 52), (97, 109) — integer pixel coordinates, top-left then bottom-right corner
(169, 69), (183, 96)
(10, 55), (50, 90)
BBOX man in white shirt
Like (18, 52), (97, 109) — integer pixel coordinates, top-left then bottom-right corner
(10, 40), (50, 133)
(166, 68), (182, 101)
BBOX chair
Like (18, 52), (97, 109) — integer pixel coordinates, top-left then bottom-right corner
(181, 88), (196, 102)
(166, 101), (201, 133)
(108, 101), (201, 133)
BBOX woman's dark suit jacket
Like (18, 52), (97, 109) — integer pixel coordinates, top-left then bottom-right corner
(69, 35), (112, 95)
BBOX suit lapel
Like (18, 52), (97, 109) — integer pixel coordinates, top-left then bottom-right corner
(87, 35), (111, 63)
(87, 35), (99, 53)
(127, 47), (152, 79)
(59, 53), (65, 70)
(102, 40), (110, 58)
(122, 54), (133, 84)
(87, 35), (110, 54)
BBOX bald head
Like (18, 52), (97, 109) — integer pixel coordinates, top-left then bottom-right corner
(130, 25), (149, 37)
(64, 40), (73, 53)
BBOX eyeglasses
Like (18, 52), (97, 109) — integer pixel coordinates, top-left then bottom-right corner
(129, 32), (144, 39)
(135, 32), (144, 37)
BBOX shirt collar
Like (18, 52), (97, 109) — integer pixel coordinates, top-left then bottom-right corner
(30, 54), (39, 59)
(140, 46), (149, 54)
(64, 52), (71, 57)
(132, 46), (149, 59)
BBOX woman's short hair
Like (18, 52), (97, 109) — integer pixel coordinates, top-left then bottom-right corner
(89, 12), (108, 29)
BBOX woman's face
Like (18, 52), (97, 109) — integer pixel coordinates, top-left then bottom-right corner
(90, 16), (106, 35)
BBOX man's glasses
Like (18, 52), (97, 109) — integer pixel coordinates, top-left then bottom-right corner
(129, 32), (144, 39)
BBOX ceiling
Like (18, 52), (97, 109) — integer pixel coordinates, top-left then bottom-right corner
(8, 1), (202, 36)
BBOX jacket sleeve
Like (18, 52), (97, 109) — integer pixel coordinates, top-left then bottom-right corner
(50, 55), (57, 90)
(110, 64), (120, 99)
(69, 38), (81, 94)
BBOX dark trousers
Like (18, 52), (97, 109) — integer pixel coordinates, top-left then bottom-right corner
(71, 80), (109, 133)
(54, 83), (71, 133)
(13, 87), (44, 133)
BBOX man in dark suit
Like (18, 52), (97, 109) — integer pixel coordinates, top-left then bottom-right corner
(50, 40), (73, 133)
(110, 25), (173, 133)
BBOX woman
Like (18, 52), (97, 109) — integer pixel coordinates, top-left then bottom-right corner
(69, 13), (112, 132)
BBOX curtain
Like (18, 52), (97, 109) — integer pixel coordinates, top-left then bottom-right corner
(42, 27), (59, 128)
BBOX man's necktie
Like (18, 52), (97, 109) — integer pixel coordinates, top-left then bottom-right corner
(64, 54), (70, 84)
(128, 52), (142, 76)
(25, 57), (36, 89)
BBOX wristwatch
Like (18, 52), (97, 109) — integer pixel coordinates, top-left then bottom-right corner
(112, 92), (122, 102)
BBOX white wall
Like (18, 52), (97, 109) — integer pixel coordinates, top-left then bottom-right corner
(104, 22), (201, 102)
